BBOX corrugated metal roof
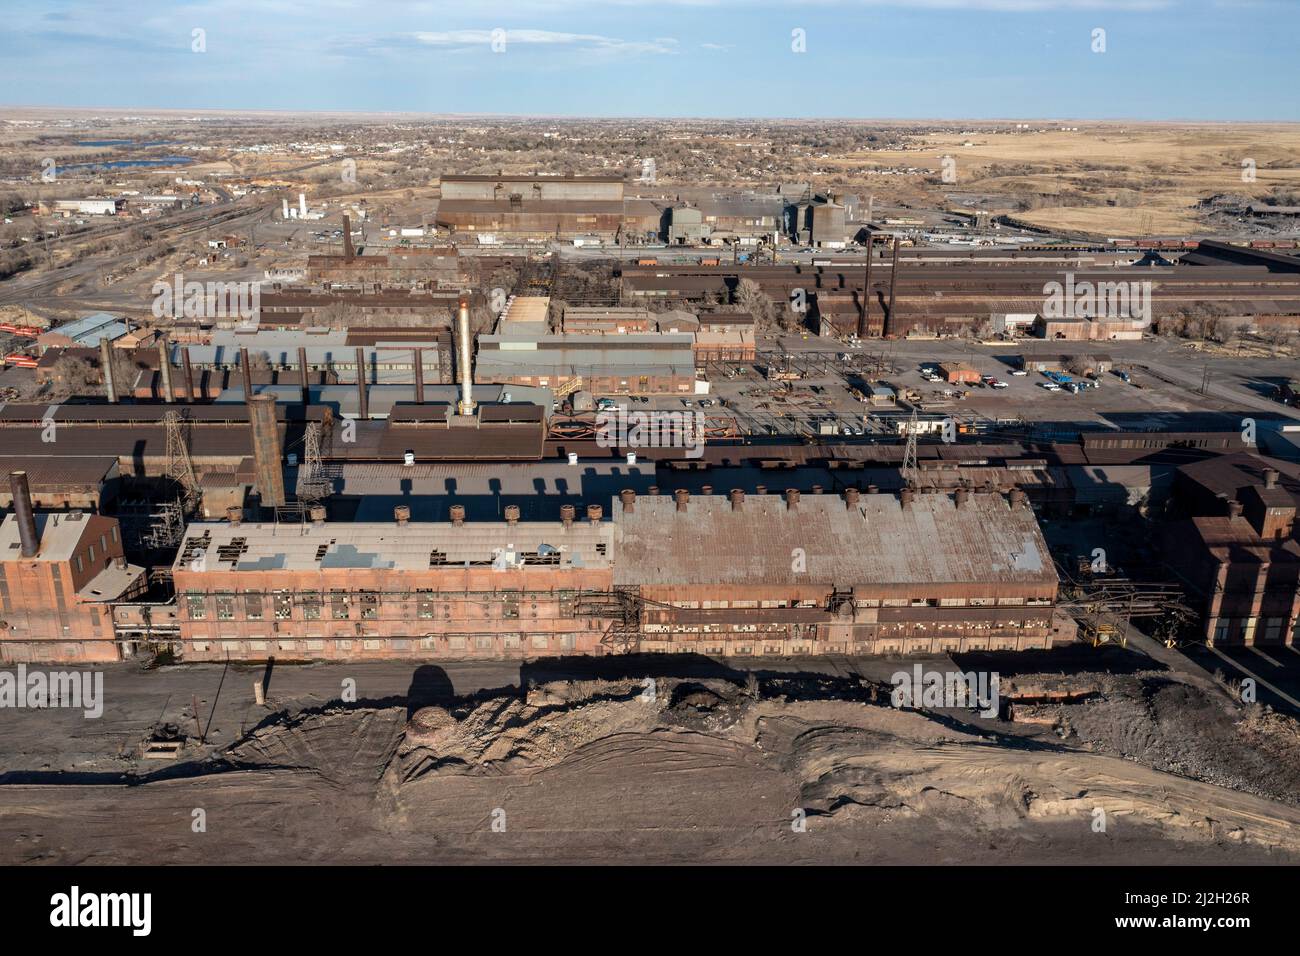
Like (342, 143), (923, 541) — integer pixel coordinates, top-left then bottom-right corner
(613, 492), (1056, 588)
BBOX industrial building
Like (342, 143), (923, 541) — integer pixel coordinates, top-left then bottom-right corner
(475, 333), (699, 395)
(0, 472), (146, 663)
(157, 487), (1060, 662)
(1161, 454), (1300, 646)
(437, 175), (627, 240)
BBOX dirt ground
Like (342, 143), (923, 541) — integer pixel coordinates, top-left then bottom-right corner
(3, 662), (1299, 865)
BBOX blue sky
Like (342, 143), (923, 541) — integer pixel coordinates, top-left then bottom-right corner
(1, 0), (1296, 120)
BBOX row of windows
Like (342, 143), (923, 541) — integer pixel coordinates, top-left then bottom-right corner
(187, 633), (580, 654)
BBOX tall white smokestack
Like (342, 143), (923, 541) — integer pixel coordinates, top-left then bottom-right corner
(457, 293), (476, 416)
(299, 193), (307, 219)
(282, 197), (289, 219)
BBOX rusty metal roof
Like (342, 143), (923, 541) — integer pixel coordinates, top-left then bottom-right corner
(613, 492), (1056, 588)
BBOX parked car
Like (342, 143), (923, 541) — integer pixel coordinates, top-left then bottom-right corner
(989, 379), (1009, 389)
(1011, 369), (1028, 376)
(1038, 382), (1061, 391)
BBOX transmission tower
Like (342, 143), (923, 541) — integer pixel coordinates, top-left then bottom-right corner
(298, 420), (333, 504)
(901, 408), (919, 489)
(163, 410), (200, 511)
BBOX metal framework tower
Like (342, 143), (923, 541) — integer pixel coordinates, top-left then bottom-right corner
(298, 420), (333, 505)
(901, 408), (920, 489)
(163, 410), (199, 511)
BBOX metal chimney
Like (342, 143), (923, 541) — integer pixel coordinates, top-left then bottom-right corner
(9, 471), (38, 557)
(158, 333), (174, 403)
(504, 504), (520, 525)
(620, 489), (636, 513)
(182, 348), (196, 402)
(450, 504), (466, 526)
(844, 487), (860, 509)
(885, 236), (900, 337)
(560, 503), (575, 528)
(674, 489), (689, 512)
(395, 504), (411, 526)
(729, 489), (745, 511)
(1264, 468), (1280, 489)
(246, 393), (286, 508)
(456, 294), (476, 416)
(100, 338), (117, 404)
(587, 504), (603, 526)
(355, 347), (368, 420)
(293, 346), (308, 405)
(785, 489), (800, 511)
(858, 234), (873, 338)
(900, 487), (915, 509)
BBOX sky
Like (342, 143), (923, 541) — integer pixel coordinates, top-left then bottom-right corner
(0, 0), (1296, 121)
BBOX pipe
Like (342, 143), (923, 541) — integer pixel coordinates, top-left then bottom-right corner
(413, 347), (425, 404)
(9, 471), (38, 558)
(158, 334), (174, 403)
(182, 348), (196, 402)
(457, 293), (475, 416)
(355, 347), (368, 420)
(246, 393), (285, 508)
(100, 338), (117, 404)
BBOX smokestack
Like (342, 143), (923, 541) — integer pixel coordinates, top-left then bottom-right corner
(885, 235), (900, 337)
(240, 346), (253, 398)
(457, 294), (475, 416)
(844, 487), (860, 509)
(729, 489), (745, 511)
(394, 505), (411, 526)
(158, 334), (174, 403)
(298, 346), (310, 405)
(246, 393), (286, 508)
(413, 347), (425, 404)
(450, 504), (466, 526)
(620, 489), (636, 513)
(785, 489), (800, 510)
(560, 503), (575, 528)
(9, 471), (38, 558)
(310, 505), (326, 526)
(227, 506), (243, 526)
(342, 214), (354, 261)
(355, 347), (368, 420)
(674, 489), (689, 512)
(182, 348), (196, 402)
(504, 504), (520, 525)
(282, 197), (290, 219)
(100, 338), (117, 404)
(1264, 468), (1279, 489)
(900, 487), (914, 509)
(587, 504), (603, 526)
(859, 235), (873, 338)
(298, 193), (307, 219)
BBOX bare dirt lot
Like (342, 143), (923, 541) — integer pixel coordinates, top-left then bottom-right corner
(2, 653), (1299, 865)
